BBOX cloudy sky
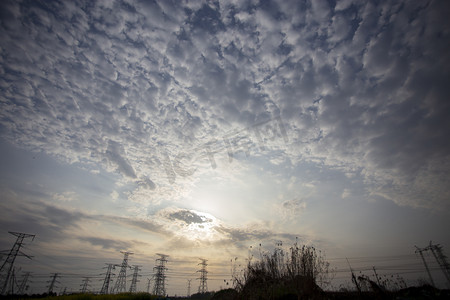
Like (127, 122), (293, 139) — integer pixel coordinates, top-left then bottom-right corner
(1, 0), (450, 295)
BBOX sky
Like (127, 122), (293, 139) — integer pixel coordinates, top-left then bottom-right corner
(1, 0), (450, 296)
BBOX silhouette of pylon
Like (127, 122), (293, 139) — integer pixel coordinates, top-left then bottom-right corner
(129, 265), (141, 293)
(100, 263), (117, 294)
(146, 277), (152, 293)
(153, 253), (169, 296)
(415, 245), (435, 287)
(80, 277), (91, 293)
(187, 279), (192, 297)
(46, 273), (60, 294)
(112, 251), (133, 293)
(0, 232), (35, 295)
(197, 258), (208, 294)
(426, 241), (450, 287)
(17, 272), (31, 295)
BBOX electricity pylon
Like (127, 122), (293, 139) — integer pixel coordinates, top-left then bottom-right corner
(80, 277), (91, 293)
(100, 263), (117, 294)
(416, 242), (450, 287)
(426, 242), (450, 287)
(146, 277), (152, 293)
(187, 279), (192, 297)
(153, 253), (169, 296)
(112, 251), (133, 293)
(17, 272), (31, 295)
(0, 232), (35, 295)
(129, 265), (141, 293)
(1, 267), (16, 295)
(47, 273), (60, 294)
(197, 258), (208, 294)
(415, 245), (435, 287)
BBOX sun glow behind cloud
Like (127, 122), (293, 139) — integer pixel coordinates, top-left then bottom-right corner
(168, 209), (221, 241)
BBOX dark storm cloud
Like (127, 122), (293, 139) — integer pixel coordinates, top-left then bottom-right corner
(0, 0), (449, 211)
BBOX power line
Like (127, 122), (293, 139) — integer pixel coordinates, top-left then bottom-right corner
(3, 239), (449, 294)
(328, 254), (418, 261)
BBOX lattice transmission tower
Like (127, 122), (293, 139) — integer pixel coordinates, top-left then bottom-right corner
(80, 277), (91, 293)
(47, 273), (60, 295)
(187, 279), (192, 297)
(197, 258), (208, 294)
(426, 242), (450, 287)
(153, 253), (168, 296)
(112, 251), (133, 293)
(0, 232), (35, 295)
(415, 245), (435, 287)
(416, 241), (450, 287)
(1, 266), (16, 295)
(428, 242), (450, 286)
(17, 272), (31, 295)
(146, 277), (152, 293)
(100, 263), (117, 294)
(129, 265), (141, 293)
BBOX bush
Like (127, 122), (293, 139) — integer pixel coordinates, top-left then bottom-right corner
(233, 242), (333, 299)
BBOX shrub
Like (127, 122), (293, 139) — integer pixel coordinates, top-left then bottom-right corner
(233, 242), (333, 299)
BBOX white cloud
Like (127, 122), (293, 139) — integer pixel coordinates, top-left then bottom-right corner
(1, 0), (448, 214)
(110, 190), (119, 202)
(279, 198), (307, 218)
(52, 191), (78, 202)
